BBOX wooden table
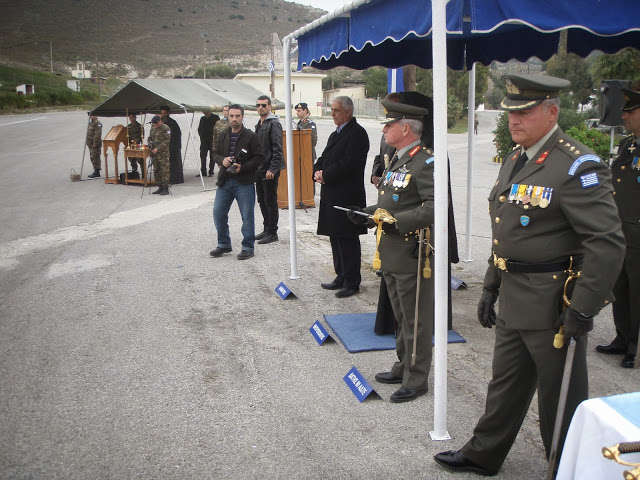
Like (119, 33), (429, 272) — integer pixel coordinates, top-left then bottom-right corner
(123, 148), (154, 187)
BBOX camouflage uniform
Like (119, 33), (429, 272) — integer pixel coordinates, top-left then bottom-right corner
(213, 117), (229, 150)
(86, 117), (102, 170)
(148, 124), (171, 188)
(127, 120), (144, 171)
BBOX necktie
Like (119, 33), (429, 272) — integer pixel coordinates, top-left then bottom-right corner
(510, 152), (528, 180)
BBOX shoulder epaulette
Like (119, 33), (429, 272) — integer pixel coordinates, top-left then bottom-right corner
(409, 145), (421, 157)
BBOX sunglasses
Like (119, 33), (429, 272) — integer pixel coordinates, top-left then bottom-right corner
(256, 103), (268, 108)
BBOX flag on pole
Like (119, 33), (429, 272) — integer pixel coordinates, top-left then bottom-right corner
(387, 68), (404, 93)
(268, 60), (275, 72)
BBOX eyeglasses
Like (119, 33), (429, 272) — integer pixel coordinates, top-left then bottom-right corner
(256, 103), (268, 108)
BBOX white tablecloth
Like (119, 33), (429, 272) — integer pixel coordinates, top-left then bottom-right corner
(557, 392), (640, 479)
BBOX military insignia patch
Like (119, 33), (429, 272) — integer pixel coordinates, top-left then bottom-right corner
(568, 155), (600, 175)
(520, 215), (530, 226)
(580, 172), (599, 188)
(426, 157), (434, 165)
(392, 194), (399, 201)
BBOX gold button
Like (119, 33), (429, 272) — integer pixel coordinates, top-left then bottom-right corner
(524, 204), (529, 210)
(493, 239), (499, 245)
(617, 178), (621, 182)
(621, 166), (626, 170)
(499, 195), (506, 202)
(553, 275), (558, 280)
(380, 191), (385, 195)
(495, 217), (500, 223)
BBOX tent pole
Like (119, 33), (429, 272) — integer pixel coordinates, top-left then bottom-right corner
(430, 0), (450, 442)
(283, 36), (299, 280)
(464, 63), (476, 262)
(183, 106), (207, 191)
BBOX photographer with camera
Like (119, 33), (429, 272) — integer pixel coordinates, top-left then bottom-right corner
(210, 104), (264, 260)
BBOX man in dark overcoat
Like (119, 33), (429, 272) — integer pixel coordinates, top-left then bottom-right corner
(435, 74), (625, 476)
(596, 86), (640, 368)
(160, 105), (184, 184)
(313, 96), (369, 298)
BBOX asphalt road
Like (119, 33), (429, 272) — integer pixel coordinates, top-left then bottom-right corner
(0, 110), (637, 479)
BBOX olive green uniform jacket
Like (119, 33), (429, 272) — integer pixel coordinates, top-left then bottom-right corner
(461, 128), (625, 473)
(364, 142), (435, 390)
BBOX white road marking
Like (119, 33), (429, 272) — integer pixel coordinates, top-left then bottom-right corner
(0, 117), (47, 126)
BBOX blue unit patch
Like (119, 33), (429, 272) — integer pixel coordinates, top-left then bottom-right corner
(426, 157), (434, 165)
(568, 154), (600, 175)
(580, 172), (599, 188)
(520, 215), (530, 226)
(392, 194), (399, 201)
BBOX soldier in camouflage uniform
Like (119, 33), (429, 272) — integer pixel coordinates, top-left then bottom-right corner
(147, 115), (171, 195)
(213, 105), (230, 168)
(127, 113), (144, 175)
(86, 115), (102, 178)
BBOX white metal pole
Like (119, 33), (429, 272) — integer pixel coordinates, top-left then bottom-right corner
(430, 0), (450, 441)
(464, 63), (476, 262)
(283, 36), (299, 279)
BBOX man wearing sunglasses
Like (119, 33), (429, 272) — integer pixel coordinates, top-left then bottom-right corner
(254, 96), (285, 245)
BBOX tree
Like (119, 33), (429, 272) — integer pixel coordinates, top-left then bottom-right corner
(546, 53), (594, 109)
(591, 48), (640, 87)
(364, 66), (387, 98)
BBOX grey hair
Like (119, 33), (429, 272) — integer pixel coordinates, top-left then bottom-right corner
(333, 96), (354, 113)
(397, 118), (424, 137)
(541, 98), (560, 111)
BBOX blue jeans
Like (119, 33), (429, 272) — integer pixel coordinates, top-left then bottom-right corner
(213, 178), (256, 252)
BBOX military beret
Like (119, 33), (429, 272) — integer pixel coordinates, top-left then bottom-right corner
(500, 73), (570, 111)
(295, 102), (308, 110)
(380, 99), (430, 124)
(621, 88), (640, 112)
(149, 115), (162, 124)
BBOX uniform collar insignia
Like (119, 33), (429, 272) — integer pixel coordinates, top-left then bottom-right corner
(399, 165), (409, 173)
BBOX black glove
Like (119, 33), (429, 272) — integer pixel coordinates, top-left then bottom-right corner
(346, 206), (367, 226)
(554, 308), (593, 343)
(477, 289), (498, 328)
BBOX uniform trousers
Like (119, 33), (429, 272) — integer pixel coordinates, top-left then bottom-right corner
(152, 154), (170, 187)
(256, 171), (280, 234)
(611, 245), (640, 356)
(200, 144), (214, 176)
(384, 269), (434, 390)
(89, 147), (101, 170)
(461, 326), (587, 472)
(329, 235), (361, 290)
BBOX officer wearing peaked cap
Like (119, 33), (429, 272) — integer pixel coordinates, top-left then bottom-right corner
(597, 85), (640, 368)
(295, 102), (317, 160)
(348, 98), (436, 403)
(435, 73), (625, 475)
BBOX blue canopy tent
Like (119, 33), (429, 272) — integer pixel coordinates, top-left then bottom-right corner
(280, 0), (640, 440)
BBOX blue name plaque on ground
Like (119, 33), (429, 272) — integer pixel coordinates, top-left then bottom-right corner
(309, 320), (332, 345)
(343, 366), (377, 402)
(275, 282), (296, 299)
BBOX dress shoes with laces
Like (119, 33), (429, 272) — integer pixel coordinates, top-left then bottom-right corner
(335, 287), (359, 298)
(321, 280), (342, 290)
(622, 354), (636, 368)
(375, 372), (402, 384)
(595, 343), (626, 355)
(210, 247), (232, 257)
(257, 234), (278, 245)
(389, 386), (427, 403)
(255, 231), (267, 241)
(434, 450), (498, 476)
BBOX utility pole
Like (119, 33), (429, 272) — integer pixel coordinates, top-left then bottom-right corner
(269, 32), (278, 99)
(49, 41), (53, 73)
(202, 33), (208, 79)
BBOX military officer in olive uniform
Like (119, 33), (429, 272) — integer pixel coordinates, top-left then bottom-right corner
(597, 86), (640, 368)
(348, 99), (435, 403)
(147, 115), (171, 196)
(435, 74), (625, 476)
(295, 102), (318, 160)
(127, 113), (144, 175)
(86, 115), (102, 178)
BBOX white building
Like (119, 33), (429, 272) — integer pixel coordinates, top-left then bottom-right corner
(234, 71), (326, 117)
(71, 62), (91, 79)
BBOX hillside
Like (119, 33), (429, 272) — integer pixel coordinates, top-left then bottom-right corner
(0, 0), (325, 77)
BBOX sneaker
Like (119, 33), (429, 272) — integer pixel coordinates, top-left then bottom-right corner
(210, 247), (232, 257)
(237, 250), (254, 260)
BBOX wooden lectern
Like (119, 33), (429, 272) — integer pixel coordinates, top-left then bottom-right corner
(278, 129), (316, 209)
(102, 125), (127, 184)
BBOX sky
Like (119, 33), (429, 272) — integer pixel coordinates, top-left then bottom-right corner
(288, 0), (352, 13)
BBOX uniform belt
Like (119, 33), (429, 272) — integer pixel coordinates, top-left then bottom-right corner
(493, 253), (571, 273)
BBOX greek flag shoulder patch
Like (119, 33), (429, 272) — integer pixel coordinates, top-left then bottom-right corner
(580, 172), (599, 188)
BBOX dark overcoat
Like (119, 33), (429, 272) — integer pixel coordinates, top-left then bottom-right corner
(313, 117), (369, 237)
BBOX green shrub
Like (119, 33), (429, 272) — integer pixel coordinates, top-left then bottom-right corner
(565, 124), (612, 160)
(447, 95), (462, 129)
(493, 112), (513, 159)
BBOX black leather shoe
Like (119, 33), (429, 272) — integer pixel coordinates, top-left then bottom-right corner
(209, 247), (232, 257)
(596, 343), (626, 355)
(375, 372), (402, 384)
(390, 386), (427, 403)
(255, 231), (267, 241)
(237, 250), (254, 260)
(434, 450), (498, 476)
(335, 287), (359, 298)
(622, 354), (636, 368)
(321, 280), (342, 290)
(152, 187), (162, 194)
(257, 234), (278, 245)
